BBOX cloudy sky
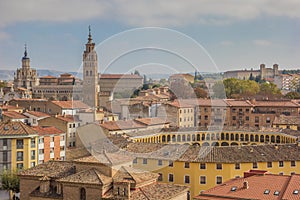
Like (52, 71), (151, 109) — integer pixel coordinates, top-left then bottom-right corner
(0, 0), (300, 74)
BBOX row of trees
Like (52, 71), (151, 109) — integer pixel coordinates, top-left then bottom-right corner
(212, 78), (281, 99)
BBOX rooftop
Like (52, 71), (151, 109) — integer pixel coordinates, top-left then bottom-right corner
(0, 121), (37, 136)
(99, 74), (143, 79)
(2, 111), (28, 119)
(24, 111), (50, 118)
(32, 126), (64, 136)
(50, 100), (89, 109)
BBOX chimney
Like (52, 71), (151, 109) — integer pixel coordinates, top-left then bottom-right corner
(243, 181), (249, 189)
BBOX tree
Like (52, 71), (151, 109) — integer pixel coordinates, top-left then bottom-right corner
(134, 70), (140, 76)
(194, 87), (208, 98)
(1, 170), (20, 199)
(212, 81), (226, 99)
(0, 81), (7, 88)
(259, 82), (281, 95)
(285, 91), (300, 99)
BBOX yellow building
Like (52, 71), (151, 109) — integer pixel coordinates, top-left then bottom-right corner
(129, 143), (300, 198)
(0, 121), (38, 172)
(273, 115), (300, 131)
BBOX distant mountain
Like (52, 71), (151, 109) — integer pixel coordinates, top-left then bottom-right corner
(0, 69), (83, 81)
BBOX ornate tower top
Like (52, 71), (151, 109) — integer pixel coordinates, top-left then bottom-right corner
(88, 25), (93, 44)
(23, 44), (29, 59)
(84, 26), (95, 54)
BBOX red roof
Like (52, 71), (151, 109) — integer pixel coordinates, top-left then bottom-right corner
(32, 126), (64, 136)
(0, 121), (37, 136)
(2, 111), (28, 119)
(99, 120), (145, 131)
(134, 117), (169, 126)
(40, 75), (57, 79)
(56, 115), (80, 123)
(50, 100), (89, 109)
(25, 111), (50, 118)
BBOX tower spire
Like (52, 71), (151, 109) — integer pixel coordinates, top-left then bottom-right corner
(88, 25), (92, 43)
(24, 43), (28, 58)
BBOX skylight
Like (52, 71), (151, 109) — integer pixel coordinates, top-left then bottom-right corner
(293, 190), (299, 195)
(274, 191), (280, 196)
(231, 186), (237, 192)
(264, 189), (270, 194)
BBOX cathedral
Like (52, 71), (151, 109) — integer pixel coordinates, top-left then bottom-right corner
(13, 45), (38, 91)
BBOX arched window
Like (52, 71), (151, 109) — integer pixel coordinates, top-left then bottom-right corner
(117, 187), (120, 195)
(86, 70), (88, 76)
(80, 188), (86, 200)
(90, 70), (92, 76)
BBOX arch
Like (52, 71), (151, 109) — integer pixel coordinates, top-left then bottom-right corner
(201, 134), (205, 141)
(251, 143), (257, 145)
(240, 134), (244, 141)
(260, 135), (264, 143)
(216, 133), (220, 140)
(250, 134), (254, 142)
(221, 142), (229, 146)
(177, 135), (181, 142)
(235, 134), (239, 141)
(192, 134), (196, 141)
(230, 134), (234, 141)
(187, 135), (191, 142)
(162, 135), (166, 142)
(255, 135), (259, 142)
(172, 135), (176, 142)
(206, 133), (210, 141)
(221, 133), (225, 140)
(167, 135), (171, 142)
(202, 142), (210, 146)
(226, 133), (229, 140)
(182, 135), (186, 142)
(211, 133), (215, 140)
(266, 135), (270, 143)
(212, 142), (219, 146)
(231, 142), (238, 146)
(196, 134), (200, 141)
(192, 143), (200, 146)
(271, 135), (275, 143)
(80, 188), (86, 200)
(245, 134), (249, 141)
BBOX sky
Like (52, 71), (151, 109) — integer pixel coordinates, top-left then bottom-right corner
(0, 0), (300, 74)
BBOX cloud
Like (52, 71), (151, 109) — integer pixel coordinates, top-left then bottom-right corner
(253, 40), (272, 46)
(1, 0), (300, 27)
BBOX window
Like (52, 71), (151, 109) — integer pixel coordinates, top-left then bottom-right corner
(200, 163), (206, 169)
(158, 173), (163, 181)
(73, 123), (76, 128)
(200, 176), (206, 184)
(3, 139), (7, 147)
(253, 162), (258, 169)
(279, 161), (284, 167)
(204, 115), (208, 120)
(2, 152), (7, 162)
(17, 163), (23, 169)
(184, 162), (190, 168)
(39, 149), (44, 154)
(267, 162), (272, 168)
(16, 139), (23, 149)
(169, 160), (173, 167)
(168, 174), (174, 182)
(158, 160), (162, 166)
(39, 138), (44, 144)
(50, 137), (54, 142)
(31, 138), (35, 148)
(255, 117), (259, 123)
(31, 150), (36, 160)
(291, 161), (296, 167)
(274, 191), (280, 196)
(17, 151), (23, 161)
(31, 162), (35, 167)
(143, 158), (147, 164)
(235, 163), (240, 170)
(231, 186), (237, 192)
(232, 116), (236, 120)
(80, 188), (86, 200)
(216, 176), (222, 184)
(69, 124), (72, 128)
(133, 158), (137, 164)
(293, 190), (299, 195)
(246, 116), (250, 121)
(184, 175), (190, 184)
(216, 163), (222, 170)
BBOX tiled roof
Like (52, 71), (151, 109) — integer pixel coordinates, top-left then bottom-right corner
(0, 121), (37, 136)
(113, 166), (158, 185)
(18, 161), (75, 178)
(50, 100), (89, 109)
(134, 117), (169, 126)
(196, 173), (300, 200)
(273, 115), (300, 125)
(225, 99), (253, 107)
(99, 74), (142, 79)
(40, 75), (57, 79)
(32, 126), (64, 136)
(179, 144), (300, 163)
(58, 168), (112, 185)
(0, 105), (24, 110)
(2, 111), (28, 119)
(24, 111), (50, 118)
(99, 120), (145, 131)
(167, 100), (194, 108)
(56, 115), (80, 122)
(253, 100), (299, 107)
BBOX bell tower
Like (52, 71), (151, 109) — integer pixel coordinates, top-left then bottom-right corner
(82, 26), (99, 108)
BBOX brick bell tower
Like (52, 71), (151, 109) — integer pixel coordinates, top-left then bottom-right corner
(82, 26), (99, 108)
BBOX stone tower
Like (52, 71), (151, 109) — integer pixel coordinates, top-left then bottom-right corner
(82, 26), (99, 108)
(13, 44), (38, 91)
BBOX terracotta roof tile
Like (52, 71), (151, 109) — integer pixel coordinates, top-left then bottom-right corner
(99, 120), (145, 131)
(2, 111), (28, 119)
(99, 74), (142, 79)
(50, 100), (89, 109)
(0, 121), (37, 136)
(25, 111), (50, 118)
(32, 126), (64, 136)
(134, 117), (169, 126)
(273, 115), (300, 125)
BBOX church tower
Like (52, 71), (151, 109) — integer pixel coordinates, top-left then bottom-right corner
(82, 26), (99, 108)
(13, 44), (38, 91)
